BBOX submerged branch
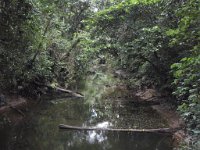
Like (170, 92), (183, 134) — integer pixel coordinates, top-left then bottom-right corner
(59, 124), (181, 134)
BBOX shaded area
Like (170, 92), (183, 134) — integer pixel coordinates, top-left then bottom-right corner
(0, 72), (173, 150)
(0, 99), (172, 150)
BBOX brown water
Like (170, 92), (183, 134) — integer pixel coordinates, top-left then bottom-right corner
(0, 72), (173, 150)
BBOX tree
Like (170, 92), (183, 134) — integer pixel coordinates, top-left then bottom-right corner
(0, 0), (92, 95)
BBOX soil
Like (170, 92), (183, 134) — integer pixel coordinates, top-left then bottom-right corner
(135, 89), (186, 146)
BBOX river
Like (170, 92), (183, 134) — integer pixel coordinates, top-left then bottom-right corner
(0, 71), (173, 150)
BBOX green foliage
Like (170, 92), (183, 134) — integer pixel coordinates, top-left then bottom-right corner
(0, 0), (92, 95)
(169, 0), (200, 148)
(84, 0), (200, 147)
(172, 45), (200, 148)
(0, 0), (200, 147)
(85, 0), (181, 88)
(0, 0), (32, 89)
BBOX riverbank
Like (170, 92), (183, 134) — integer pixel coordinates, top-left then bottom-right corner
(134, 88), (186, 146)
(0, 95), (27, 114)
(0, 70), (186, 149)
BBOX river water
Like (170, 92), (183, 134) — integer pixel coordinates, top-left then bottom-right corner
(0, 72), (173, 150)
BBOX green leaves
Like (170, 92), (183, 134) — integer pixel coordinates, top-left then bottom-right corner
(85, 1), (200, 147)
(171, 47), (200, 148)
(0, 0), (93, 92)
(1, 1), (200, 146)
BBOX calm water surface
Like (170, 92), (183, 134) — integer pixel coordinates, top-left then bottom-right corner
(0, 72), (173, 150)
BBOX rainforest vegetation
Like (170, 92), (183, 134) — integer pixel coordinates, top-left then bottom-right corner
(0, 0), (199, 149)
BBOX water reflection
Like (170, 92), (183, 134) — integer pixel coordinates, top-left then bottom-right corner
(85, 121), (112, 144)
(62, 130), (172, 150)
(0, 96), (172, 150)
(86, 130), (107, 144)
(0, 71), (173, 150)
(81, 72), (168, 129)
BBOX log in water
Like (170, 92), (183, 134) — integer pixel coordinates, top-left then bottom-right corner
(59, 124), (180, 134)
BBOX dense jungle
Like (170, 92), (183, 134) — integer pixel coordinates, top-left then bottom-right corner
(0, 0), (199, 150)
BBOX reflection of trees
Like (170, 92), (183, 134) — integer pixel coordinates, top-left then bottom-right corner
(83, 72), (167, 129)
(7, 99), (91, 150)
(64, 130), (112, 150)
(63, 131), (172, 150)
(2, 70), (172, 150)
(87, 99), (167, 129)
(86, 130), (107, 143)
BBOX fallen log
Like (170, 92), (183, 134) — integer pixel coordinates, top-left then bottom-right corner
(52, 86), (84, 98)
(59, 124), (180, 134)
(34, 81), (84, 98)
